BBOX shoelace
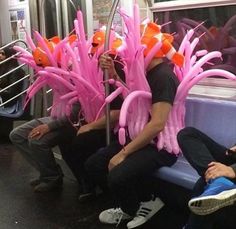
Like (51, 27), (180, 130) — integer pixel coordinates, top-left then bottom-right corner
(106, 208), (124, 227)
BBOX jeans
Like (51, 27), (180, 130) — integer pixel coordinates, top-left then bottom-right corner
(85, 141), (177, 216)
(10, 117), (76, 181)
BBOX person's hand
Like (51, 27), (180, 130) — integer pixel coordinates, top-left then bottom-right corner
(205, 162), (236, 182)
(108, 151), (126, 171)
(229, 145), (236, 152)
(77, 123), (93, 135)
(28, 124), (50, 139)
(99, 54), (117, 78)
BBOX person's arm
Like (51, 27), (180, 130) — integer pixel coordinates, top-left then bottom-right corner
(47, 102), (81, 131)
(99, 54), (125, 84)
(28, 116), (70, 139)
(108, 102), (172, 170)
(77, 110), (120, 135)
(47, 116), (70, 131)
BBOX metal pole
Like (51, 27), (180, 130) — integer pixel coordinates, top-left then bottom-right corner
(104, 0), (120, 145)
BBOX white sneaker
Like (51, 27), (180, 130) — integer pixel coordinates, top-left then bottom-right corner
(99, 208), (132, 225)
(127, 197), (164, 229)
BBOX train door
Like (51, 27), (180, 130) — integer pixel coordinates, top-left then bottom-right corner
(29, 0), (83, 38)
(28, 0), (84, 116)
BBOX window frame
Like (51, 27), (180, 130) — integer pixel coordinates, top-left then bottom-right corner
(151, 0), (236, 12)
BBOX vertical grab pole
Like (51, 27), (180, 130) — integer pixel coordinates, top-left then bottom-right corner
(104, 0), (120, 145)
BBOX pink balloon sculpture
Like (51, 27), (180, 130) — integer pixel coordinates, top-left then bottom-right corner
(115, 4), (236, 155)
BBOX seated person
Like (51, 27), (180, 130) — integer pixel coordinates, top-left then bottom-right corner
(9, 53), (125, 196)
(59, 53), (125, 201)
(0, 46), (25, 109)
(177, 127), (236, 229)
(85, 54), (179, 228)
(9, 103), (79, 192)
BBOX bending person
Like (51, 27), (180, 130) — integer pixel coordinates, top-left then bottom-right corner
(177, 127), (236, 229)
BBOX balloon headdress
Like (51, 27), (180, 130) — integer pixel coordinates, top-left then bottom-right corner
(32, 35), (77, 67)
(90, 28), (122, 55)
(141, 22), (184, 67)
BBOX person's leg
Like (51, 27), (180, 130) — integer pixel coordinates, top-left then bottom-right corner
(99, 145), (176, 228)
(60, 129), (107, 182)
(60, 129), (114, 200)
(10, 117), (69, 191)
(85, 140), (122, 193)
(177, 127), (234, 176)
(9, 117), (53, 171)
(178, 127), (236, 215)
(185, 178), (214, 229)
(32, 124), (77, 192)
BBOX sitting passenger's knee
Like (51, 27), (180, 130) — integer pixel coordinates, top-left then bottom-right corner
(9, 128), (22, 143)
(177, 127), (196, 143)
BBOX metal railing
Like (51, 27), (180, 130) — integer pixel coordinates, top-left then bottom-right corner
(0, 40), (31, 114)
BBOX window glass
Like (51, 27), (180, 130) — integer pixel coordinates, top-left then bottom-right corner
(92, 0), (122, 33)
(153, 5), (236, 74)
(153, 4), (236, 98)
(154, 0), (178, 2)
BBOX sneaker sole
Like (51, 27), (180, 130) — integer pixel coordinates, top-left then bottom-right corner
(189, 189), (236, 215)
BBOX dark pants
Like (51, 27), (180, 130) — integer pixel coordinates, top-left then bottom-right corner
(85, 141), (177, 216)
(177, 127), (236, 229)
(59, 129), (114, 189)
(177, 127), (235, 177)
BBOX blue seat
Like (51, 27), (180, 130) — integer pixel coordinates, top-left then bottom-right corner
(153, 97), (236, 190)
(0, 78), (29, 118)
(154, 155), (199, 189)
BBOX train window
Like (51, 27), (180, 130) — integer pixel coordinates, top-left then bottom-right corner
(92, 0), (122, 33)
(151, 0), (236, 100)
(66, 0), (81, 34)
(43, 0), (58, 38)
(154, 0), (178, 2)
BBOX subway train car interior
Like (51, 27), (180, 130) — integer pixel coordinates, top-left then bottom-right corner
(0, 0), (236, 228)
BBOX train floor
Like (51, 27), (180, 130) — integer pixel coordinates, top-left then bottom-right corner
(0, 139), (188, 229)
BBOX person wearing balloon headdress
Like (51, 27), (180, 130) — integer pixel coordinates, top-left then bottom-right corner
(177, 127), (236, 229)
(9, 30), (125, 199)
(85, 22), (184, 228)
(58, 30), (125, 201)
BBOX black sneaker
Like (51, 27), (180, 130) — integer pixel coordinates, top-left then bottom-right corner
(29, 178), (41, 187)
(34, 177), (63, 192)
(78, 190), (96, 202)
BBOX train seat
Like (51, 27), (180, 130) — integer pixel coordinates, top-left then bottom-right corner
(0, 77), (29, 118)
(154, 155), (199, 189)
(153, 96), (236, 190)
